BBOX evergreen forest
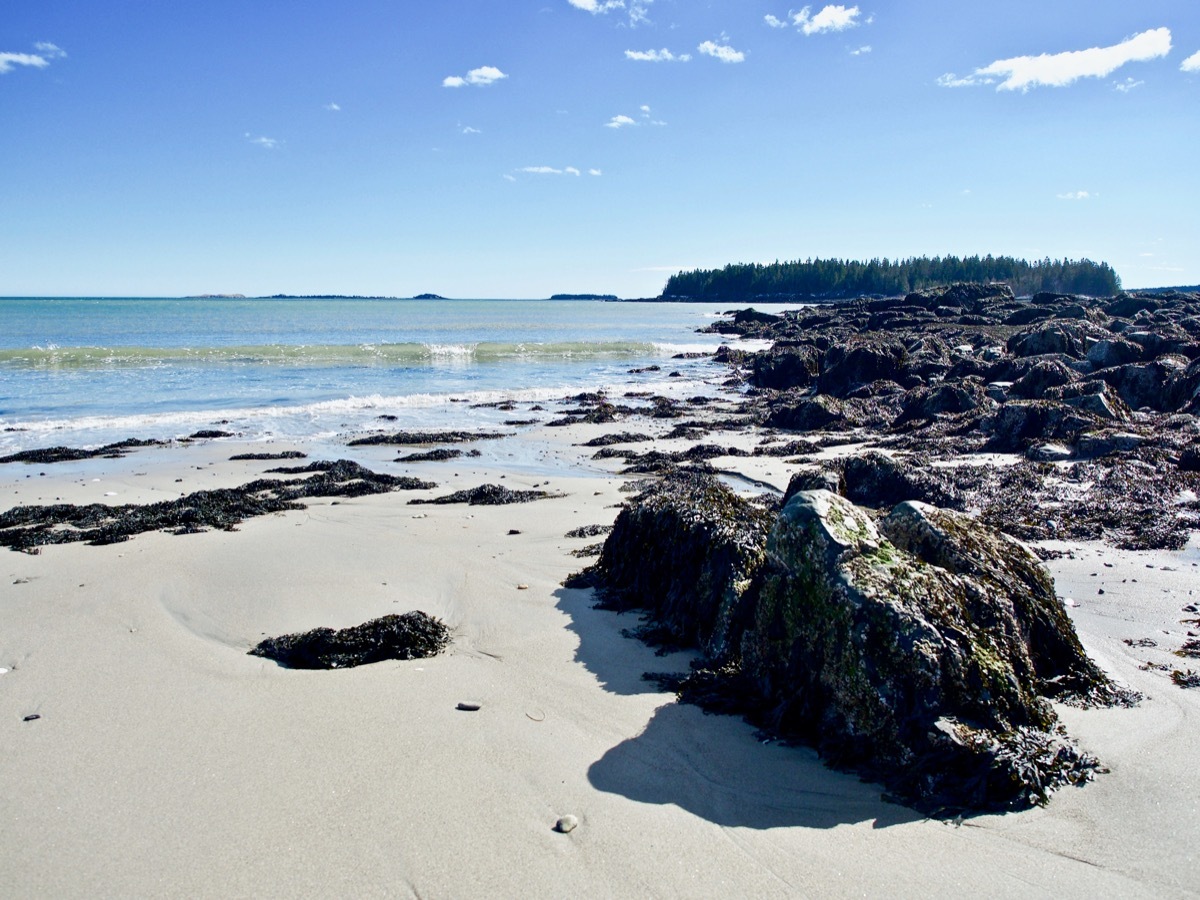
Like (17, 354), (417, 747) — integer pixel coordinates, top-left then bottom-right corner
(661, 255), (1121, 300)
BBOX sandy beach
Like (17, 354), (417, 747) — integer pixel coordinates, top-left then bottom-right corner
(2, 405), (1198, 899)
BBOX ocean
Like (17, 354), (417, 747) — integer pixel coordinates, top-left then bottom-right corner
(0, 297), (796, 456)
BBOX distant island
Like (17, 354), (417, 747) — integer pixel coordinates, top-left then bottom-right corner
(660, 255), (1121, 301)
(412, 293), (447, 300)
(257, 294), (402, 300)
(549, 293), (618, 301)
(185, 294), (247, 299)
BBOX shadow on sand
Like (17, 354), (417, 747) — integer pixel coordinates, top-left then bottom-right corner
(556, 586), (921, 830)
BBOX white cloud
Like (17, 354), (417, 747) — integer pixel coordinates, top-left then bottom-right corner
(0, 52), (49, 74)
(1183, 50), (1200, 73)
(245, 134), (280, 149)
(939, 27), (1172, 92)
(851, 45), (872, 56)
(764, 15), (788, 29)
(1057, 191), (1094, 200)
(568, 0), (652, 25)
(443, 65), (508, 88)
(460, 125), (481, 134)
(565, 166), (582, 176)
(503, 174), (517, 182)
(606, 114), (637, 128)
(625, 48), (690, 62)
(698, 40), (745, 63)
(568, 0), (624, 12)
(589, 169), (602, 176)
(792, 5), (862, 36)
(324, 102), (341, 111)
(521, 166), (565, 174)
(1114, 77), (1143, 93)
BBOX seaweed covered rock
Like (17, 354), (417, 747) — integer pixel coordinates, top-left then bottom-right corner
(249, 611), (451, 669)
(738, 491), (1113, 810)
(749, 343), (822, 390)
(583, 471), (775, 660)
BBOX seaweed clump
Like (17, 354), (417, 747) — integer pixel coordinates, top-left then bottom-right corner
(249, 611), (451, 669)
(0, 460), (435, 552)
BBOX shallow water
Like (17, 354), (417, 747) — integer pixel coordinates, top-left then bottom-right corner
(0, 297), (796, 452)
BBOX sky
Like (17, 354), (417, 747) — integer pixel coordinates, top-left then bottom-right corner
(2, 0), (1198, 298)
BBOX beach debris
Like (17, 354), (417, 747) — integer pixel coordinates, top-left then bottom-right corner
(189, 430), (235, 439)
(249, 611), (451, 669)
(1171, 669), (1200, 689)
(0, 460), (436, 552)
(23, 714), (40, 722)
(554, 815), (579, 834)
(456, 701), (482, 711)
(517, 583), (529, 590)
(1123, 638), (1158, 648)
(577, 471), (1133, 814)
(409, 484), (564, 506)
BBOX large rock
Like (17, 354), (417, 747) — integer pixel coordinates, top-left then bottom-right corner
(981, 401), (1100, 451)
(585, 472), (774, 660)
(817, 339), (910, 397)
(750, 343), (822, 390)
(738, 492), (1111, 810)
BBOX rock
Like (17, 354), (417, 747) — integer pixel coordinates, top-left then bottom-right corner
(248, 612), (451, 669)
(738, 492), (1113, 810)
(1027, 443), (1073, 462)
(817, 339), (909, 397)
(1008, 359), (1077, 399)
(1007, 323), (1101, 360)
(1179, 446), (1200, 472)
(456, 701), (482, 711)
(750, 343), (822, 390)
(409, 484), (560, 505)
(895, 381), (987, 423)
(1074, 431), (1145, 458)
(1093, 359), (1189, 411)
(1086, 338), (1143, 369)
(980, 401), (1100, 452)
(554, 815), (579, 834)
(823, 451), (963, 510)
(581, 472), (774, 660)
(1051, 381), (1132, 422)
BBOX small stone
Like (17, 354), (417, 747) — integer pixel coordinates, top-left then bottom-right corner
(517, 584), (529, 590)
(508, 529), (521, 535)
(23, 714), (40, 722)
(555, 815), (579, 834)
(456, 701), (482, 711)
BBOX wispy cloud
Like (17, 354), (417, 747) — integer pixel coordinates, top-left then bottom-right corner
(1183, 50), (1200, 73)
(938, 27), (1172, 92)
(567, 0), (653, 26)
(625, 48), (690, 62)
(33, 42), (67, 59)
(1057, 190), (1094, 200)
(460, 124), (481, 134)
(606, 114), (637, 128)
(698, 40), (745, 63)
(1114, 77), (1143, 93)
(607, 105), (666, 128)
(513, 165), (601, 177)
(443, 65), (508, 88)
(245, 134), (280, 149)
(0, 42), (66, 75)
(324, 102), (341, 111)
(851, 45), (872, 56)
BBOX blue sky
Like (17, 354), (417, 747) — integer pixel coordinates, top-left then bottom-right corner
(2, 1), (1197, 297)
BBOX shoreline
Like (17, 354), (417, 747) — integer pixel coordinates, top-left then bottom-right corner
(3, 383), (1199, 895)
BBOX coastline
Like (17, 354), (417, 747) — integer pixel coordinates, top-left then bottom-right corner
(3, 387), (1198, 896)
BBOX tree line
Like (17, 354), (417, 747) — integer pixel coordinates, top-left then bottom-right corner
(661, 255), (1122, 300)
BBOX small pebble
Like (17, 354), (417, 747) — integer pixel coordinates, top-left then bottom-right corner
(23, 714), (40, 722)
(555, 815), (579, 834)
(517, 584), (529, 590)
(456, 701), (482, 712)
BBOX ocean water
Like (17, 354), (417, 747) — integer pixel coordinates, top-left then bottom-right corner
(0, 297), (796, 455)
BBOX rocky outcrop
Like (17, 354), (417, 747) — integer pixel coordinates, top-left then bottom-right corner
(577, 473), (1126, 812)
(249, 612), (451, 669)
